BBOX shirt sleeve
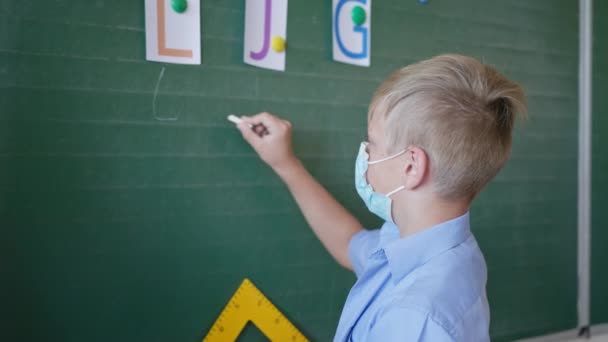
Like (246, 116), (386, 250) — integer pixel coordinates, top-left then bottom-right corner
(348, 229), (380, 278)
(367, 307), (455, 342)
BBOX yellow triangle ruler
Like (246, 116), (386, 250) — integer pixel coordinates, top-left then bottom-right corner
(202, 278), (309, 342)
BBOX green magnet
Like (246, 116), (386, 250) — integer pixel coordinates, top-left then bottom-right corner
(351, 6), (366, 26)
(172, 0), (187, 13)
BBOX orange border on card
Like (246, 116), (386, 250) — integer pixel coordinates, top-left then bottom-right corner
(157, 0), (193, 58)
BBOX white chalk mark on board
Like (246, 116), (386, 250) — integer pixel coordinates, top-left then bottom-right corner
(152, 66), (179, 121)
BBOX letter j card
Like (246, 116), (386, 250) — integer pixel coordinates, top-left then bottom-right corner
(244, 0), (288, 71)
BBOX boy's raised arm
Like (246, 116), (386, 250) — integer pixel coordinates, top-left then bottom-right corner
(236, 112), (363, 270)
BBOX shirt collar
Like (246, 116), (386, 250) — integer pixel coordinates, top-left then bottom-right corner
(375, 212), (472, 284)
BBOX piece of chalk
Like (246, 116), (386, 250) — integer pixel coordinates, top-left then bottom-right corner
(227, 114), (241, 124)
(228, 114), (253, 128)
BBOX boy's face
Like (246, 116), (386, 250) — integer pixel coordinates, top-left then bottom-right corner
(366, 115), (407, 195)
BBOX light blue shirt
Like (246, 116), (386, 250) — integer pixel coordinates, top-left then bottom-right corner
(333, 213), (490, 341)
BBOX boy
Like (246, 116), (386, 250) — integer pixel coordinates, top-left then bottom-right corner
(235, 54), (526, 341)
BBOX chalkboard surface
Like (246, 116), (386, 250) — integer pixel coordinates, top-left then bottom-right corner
(1, 1), (580, 341)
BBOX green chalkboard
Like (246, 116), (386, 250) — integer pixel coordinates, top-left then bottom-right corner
(1, 0), (579, 341)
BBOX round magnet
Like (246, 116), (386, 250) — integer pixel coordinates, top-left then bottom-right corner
(271, 36), (286, 52)
(351, 6), (366, 26)
(172, 0), (187, 13)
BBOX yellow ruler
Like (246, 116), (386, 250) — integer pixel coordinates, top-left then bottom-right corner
(202, 278), (309, 342)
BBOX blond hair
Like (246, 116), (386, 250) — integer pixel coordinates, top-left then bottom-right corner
(369, 54), (527, 200)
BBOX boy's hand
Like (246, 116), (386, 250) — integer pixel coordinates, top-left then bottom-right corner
(237, 112), (298, 171)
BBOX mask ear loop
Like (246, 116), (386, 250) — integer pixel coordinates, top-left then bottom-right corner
(368, 149), (407, 165)
(378, 148), (412, 198)
(386, 185), (405, 197)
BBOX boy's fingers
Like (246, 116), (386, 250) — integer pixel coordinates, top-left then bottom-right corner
(237, 121), (262, 148)
(240, 116), (267, 132)
(253, 123), (268, 136)
(241, 116), (276, 136)
(240, 113), (289, 138)
(247, 112), (282, 130)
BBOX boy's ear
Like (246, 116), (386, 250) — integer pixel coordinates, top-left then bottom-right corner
(403, 147), (429, 190)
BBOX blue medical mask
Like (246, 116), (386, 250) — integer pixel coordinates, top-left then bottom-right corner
(355, 142), (407, 223)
